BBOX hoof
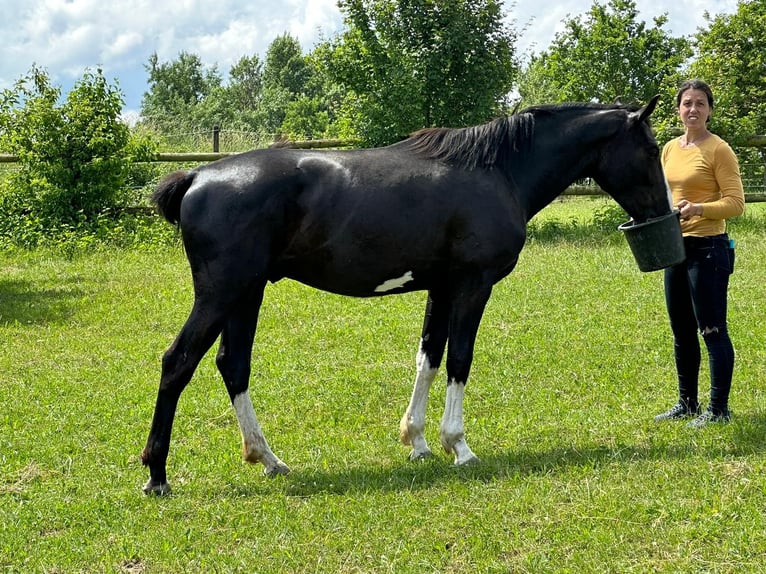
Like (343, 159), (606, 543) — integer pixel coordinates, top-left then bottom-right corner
(408, 449), (434, 462)
(142, 479), (171, 496)
(263, 461), (291, 478)
(454, 454), (481, 467)
(442, 437), (479, 466)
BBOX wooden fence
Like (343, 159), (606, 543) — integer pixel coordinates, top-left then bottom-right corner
(1, 136), (765, 202)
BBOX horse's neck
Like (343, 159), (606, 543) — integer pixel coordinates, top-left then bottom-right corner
(516, 149), (592, 220)
(515, 113), (614, 220)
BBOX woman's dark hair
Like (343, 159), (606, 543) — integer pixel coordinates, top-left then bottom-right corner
(676, 79), (715, 122)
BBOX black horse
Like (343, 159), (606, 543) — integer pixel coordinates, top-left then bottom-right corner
(142, 96), (670, 494)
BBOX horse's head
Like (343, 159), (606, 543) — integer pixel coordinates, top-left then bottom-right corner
(591, 95), (672, 222)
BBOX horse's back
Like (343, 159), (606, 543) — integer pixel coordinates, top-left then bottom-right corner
(179, 146), (449, 237)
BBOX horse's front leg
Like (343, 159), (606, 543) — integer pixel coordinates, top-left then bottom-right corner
(400, 345), (439, 460)
(400, 294), (448, 460)
(439, 280), (493, 466)
(440, 380), (479, 465)
(216, 287), (290, 478)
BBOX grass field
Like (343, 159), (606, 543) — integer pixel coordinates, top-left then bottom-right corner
(1, 199), (765, 572)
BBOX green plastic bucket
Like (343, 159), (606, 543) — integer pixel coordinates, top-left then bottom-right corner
(618, 210), (685, 272)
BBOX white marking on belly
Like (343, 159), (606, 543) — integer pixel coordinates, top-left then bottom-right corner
(374, 271), (414, 292)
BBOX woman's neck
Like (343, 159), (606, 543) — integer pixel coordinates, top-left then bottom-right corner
(682, 127), (710, 145)
(681, 127), (711, 148)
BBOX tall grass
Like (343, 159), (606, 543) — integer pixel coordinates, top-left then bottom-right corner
(1, 200), (765, 572)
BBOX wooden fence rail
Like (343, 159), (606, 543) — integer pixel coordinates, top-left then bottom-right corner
(2, 136), (765, 202)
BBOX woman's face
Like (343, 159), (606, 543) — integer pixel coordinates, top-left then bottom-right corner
(678, 88), (712, 129)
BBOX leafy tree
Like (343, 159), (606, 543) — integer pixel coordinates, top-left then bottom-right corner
(280, 96), (330, 140)
(188, 84), (234, 131)
(137, 41), (326, 143)
(216, 54), (266, 131)
(228, 54), (264, 113)
(275, 48), (345, 141)
(259, 35), (314, 135)
(316, 19), (422, 145)
(515, 54), (559, 106)
(686, 0), (766, 192)
(140, 51), (222, 129)
(319, 0), (518, 146)
(263, 35), (312, 95)
(687, 1), (766, 148)
(181, 54), (268, 135)
(517, 0), (690, 107)
(0, 67), (134, 243)
(259, 84), (294, 137)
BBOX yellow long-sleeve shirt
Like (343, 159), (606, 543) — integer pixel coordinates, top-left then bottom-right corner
(661, 134), (745, 237)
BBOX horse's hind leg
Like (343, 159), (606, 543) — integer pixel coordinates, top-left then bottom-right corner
(400, 293), (449, 461)
(141, 299), (228, 495)
(215, 285), (290, 477)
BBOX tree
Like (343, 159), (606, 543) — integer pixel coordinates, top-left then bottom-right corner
(517, 0), (690, 107)
(686, 1), (766, 190)
(275, 48), (345, 141)
(688, 1), (766, 144)
(515, 54), (558, 107)
(0, 67), (132, 241)
(280, 96), (330, 140)
(319, 0), (518, 146)
(263, 35), (312, 95)
(228, 54), (264, 114)
(260, 35), (314, 135)
(137, 40), (327, 141)
(140, 51), (222, 129)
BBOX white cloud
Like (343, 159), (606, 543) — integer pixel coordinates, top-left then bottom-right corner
(287, 0), (344, 48)
(0, 0), (741, 110)
(103, 31), (145, 60)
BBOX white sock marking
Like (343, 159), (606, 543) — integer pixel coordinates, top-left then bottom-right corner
(440, 380), (479, 465)
(400, 344), (438, 457)
(232, 391), (284, 471)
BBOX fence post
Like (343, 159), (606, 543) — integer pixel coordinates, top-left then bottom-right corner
(212, 126), (220, 153)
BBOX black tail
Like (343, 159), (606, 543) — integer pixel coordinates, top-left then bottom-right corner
(151, 170), (196, 225)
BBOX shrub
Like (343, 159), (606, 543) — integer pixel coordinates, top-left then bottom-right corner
(0, 66), (146, 246)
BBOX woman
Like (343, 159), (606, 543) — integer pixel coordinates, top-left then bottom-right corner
(654, 79), (745, 428)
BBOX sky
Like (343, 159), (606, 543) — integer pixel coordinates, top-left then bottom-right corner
(0, 0), (741, 120)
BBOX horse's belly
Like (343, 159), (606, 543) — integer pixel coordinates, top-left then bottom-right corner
(276, 256), (434, 298)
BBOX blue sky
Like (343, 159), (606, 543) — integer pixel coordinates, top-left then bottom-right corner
(0, 0), (740, 119)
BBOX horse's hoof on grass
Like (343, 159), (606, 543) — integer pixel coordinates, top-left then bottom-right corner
(263, 461), (291, 478)
(454, 455), (481, 467)
(143, 479), (171, 496)
(408, 449), (434, 462)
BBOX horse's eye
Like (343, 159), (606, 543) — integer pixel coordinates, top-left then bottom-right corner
(647, 146), (660, 159)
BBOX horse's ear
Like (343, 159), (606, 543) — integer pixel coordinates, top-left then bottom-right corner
(633, 94), (661, 123)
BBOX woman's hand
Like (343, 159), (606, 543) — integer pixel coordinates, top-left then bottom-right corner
(677, 199), (703, 220)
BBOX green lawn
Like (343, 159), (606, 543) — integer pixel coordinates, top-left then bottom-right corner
(1, 200), (765, 572)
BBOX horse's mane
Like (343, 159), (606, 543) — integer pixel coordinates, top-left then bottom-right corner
(406, 102), (642, 170)
(406, 114), (534, 170)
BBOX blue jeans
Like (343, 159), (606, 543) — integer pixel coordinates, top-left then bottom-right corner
(663, 234), (735, 414)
